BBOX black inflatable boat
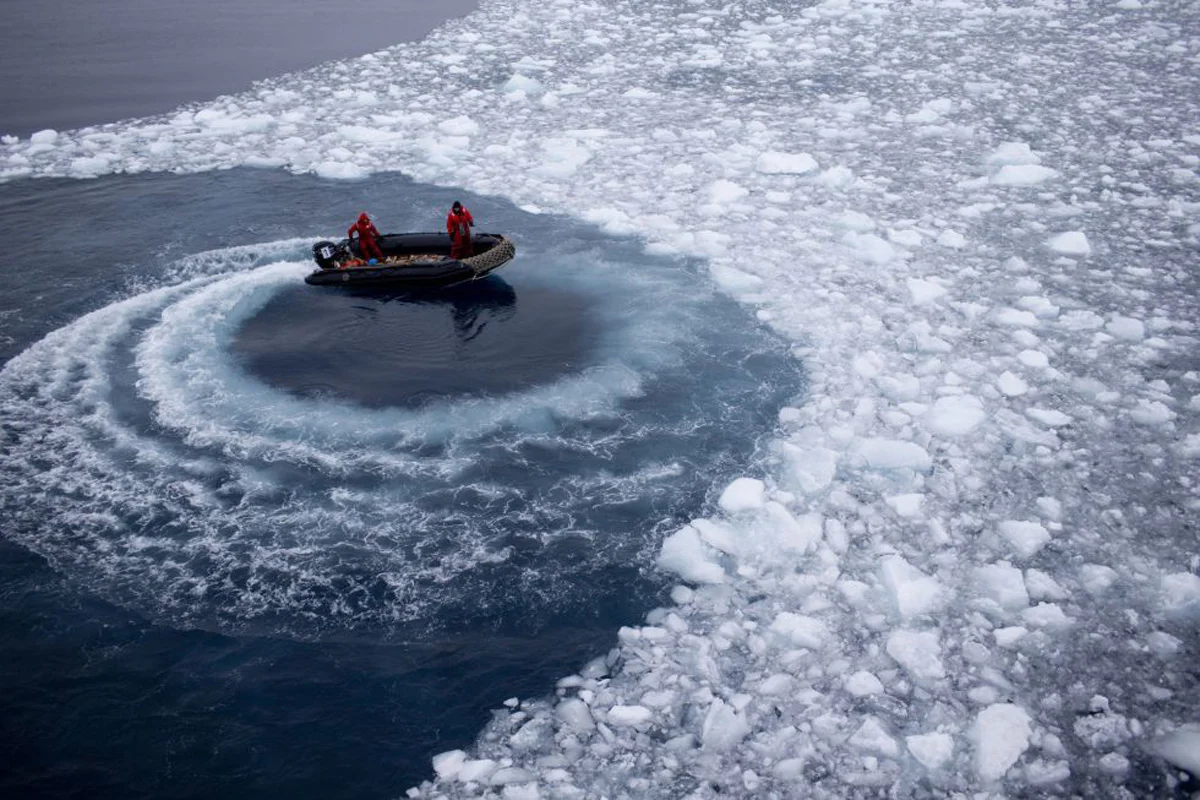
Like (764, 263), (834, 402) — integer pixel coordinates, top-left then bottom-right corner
(306, 232), (516, 288)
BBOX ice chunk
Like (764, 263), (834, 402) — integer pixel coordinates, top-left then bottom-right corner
(1036, 497), (1063, 521)
(1046, 231), (1091, 255)
(438, 115), (479, 136)
(845, 670), (885, 697)
(719, 477), (766, 512)
(1161, 573), (1200, 617)
(1073, 707), (1131, 749)
(971, 703), (1033, 782)
(995, 308), (1041, 328)
(1025, 759), (1071, 786)
(907, 278), (948, 304)
(1018, 349), (1050, 369)
(314, 160), (368, 180)
(876, 375), (921, 402)
(701, 699), (750, 751)
(456, 759), (499, 783)
(838, 210), (876, 231)
(1153, 725), (1200, 775)
(852, 439), (932, 471)
(937, 229), (967, 248)
(992, 164), (1059, 186)
(1130, 399), (1175, 426)
(1025, 569), (1067, 600)
(693, 518), (738, 555)
(974, 563), (1030, 612)
(885, 493), (924, 519)
(762, 503), (822, 554)
(890, 228), (924, 247)
(69, 155), (113, 177)
(886, 629), (945, 680)
(994, 627), (1028, 648)
(907, 732), (955, 770)
(818, 165), (856, 187)
(1105, 316), (1145, 341)
(986, 142), (1040, 167)
(1021, 602), (1072, 629)
(880, 556), (944, 618)
(997, 520), (1052, 559)
(1146, 630), (1181, 658)
(503, 73), (544, 96)
(769, 612), (827, 649)
(489, 766), (535, 786)
(1026, 408), (1073, 427)
(997, 372), (1029, 397)
(536, 138), (593, 178)
(843, 231), (897, 264)
(923, 395), (987, 437)
(657, 526), (725, 584)
(432, 750), (467, 780)
(709, 263), (762, 292)
(1079, 564), (1118, 595)
(1099, 752), (1130, 776)
(756, 151), (819, 174)
(849, 717), (900, 758)
(707, 179), (749, 204)
(607, 705), (654, 727)
(1017, 295), (1060, 319)
(758, 673), (793, 695)
(781, 443), (839, 495)
(556, 698), (595, 733)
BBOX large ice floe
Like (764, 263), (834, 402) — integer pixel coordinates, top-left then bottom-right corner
(3, 0), (1199, 796)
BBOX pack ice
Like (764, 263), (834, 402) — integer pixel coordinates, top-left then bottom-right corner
(3, 0), (1198, 796)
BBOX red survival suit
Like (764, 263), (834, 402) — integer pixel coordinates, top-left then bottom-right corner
(348, 213), (383, 261)
(446, 205), (475, 259)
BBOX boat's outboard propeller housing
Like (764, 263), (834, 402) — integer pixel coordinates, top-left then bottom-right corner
(312, 240), (348, 270)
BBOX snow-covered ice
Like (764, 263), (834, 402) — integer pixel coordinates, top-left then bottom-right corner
(3, 0), (1198, 796)
(972, 704), (1033, 782)
(1153, 725), (1200, 776)
(1046, 231), (1091, 256)
(997, 520), (1053, 560)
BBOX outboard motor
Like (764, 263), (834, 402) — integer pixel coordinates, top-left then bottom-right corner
(312, 240), (347, 270)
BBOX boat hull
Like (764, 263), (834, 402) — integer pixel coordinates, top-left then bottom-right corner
(305, 233), (516, 288)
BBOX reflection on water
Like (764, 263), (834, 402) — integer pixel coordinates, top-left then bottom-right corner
(344, 276), (519, 344)
(233, 276), (595, 409)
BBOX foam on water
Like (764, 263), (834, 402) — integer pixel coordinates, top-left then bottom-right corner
(2, 0), (1200, 795)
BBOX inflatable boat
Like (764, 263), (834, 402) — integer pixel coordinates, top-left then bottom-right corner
(306, 232), (516, 288)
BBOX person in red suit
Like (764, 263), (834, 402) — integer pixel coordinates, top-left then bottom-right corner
(446, 201), (475, 259)
(348, 212), (384, 262)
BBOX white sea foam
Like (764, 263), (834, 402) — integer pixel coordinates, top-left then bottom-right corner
(3, 0), (1198, 795)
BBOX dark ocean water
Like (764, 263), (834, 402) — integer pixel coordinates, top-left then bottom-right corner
(0, 0), (478, 137)
(0, 168), (804, 798)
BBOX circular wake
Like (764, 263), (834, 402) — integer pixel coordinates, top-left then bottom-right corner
(0, 237), (801, 640)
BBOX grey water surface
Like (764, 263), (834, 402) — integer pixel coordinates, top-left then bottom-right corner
(0, 0), (477, 137)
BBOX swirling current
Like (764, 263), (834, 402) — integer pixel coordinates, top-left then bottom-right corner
(0, 169), (803, 643)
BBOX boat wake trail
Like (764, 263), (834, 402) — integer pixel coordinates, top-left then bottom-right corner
(0, 235), (801, 640)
